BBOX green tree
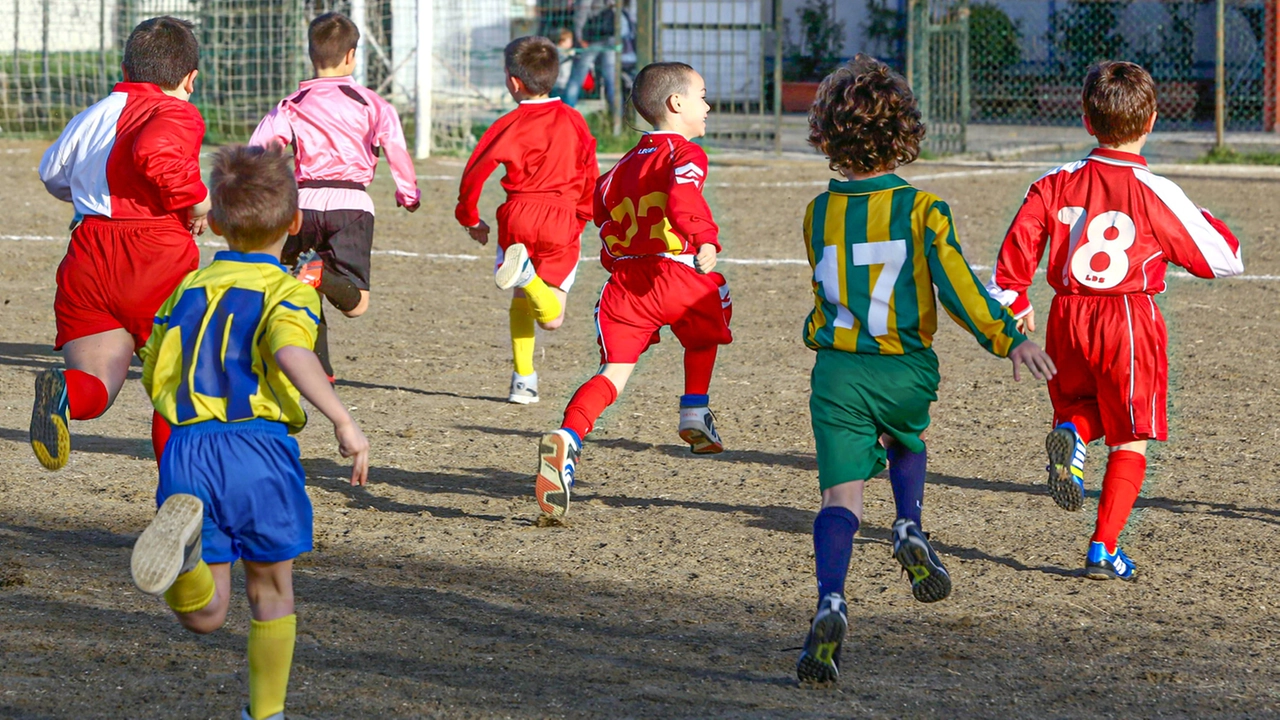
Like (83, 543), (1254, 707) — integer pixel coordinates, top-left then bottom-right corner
(970, 2), (1022, 83)
(1047, 0), (1129, 78)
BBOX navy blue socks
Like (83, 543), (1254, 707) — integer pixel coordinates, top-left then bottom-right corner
(813, 506), (858, 599)
(887, 441), (927, 527)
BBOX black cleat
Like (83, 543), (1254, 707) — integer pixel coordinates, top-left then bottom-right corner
(892, 519), (952, 603)
(797, 593), (847, 686)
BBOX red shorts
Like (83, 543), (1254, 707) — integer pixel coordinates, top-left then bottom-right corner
(54, 217), (199, 350)
(496, 199), (583, 291)
(1045, 294), (1168, 445)
(595, 255), (733, 364)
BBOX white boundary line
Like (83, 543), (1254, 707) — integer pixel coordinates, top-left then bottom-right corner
(7, 234), (1277, 281)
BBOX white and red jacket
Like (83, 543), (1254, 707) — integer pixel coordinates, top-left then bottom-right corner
(989, 148), (1243, 317)
(250, 75), (420, 215)
(39, 82), (207, 229)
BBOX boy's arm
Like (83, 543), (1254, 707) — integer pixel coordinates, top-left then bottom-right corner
(1139, 174), (1243, 278)
(374, 101), (421, 211)
(38, 125), (78, 203)
(576, 119), (600, 225)
(455, 121), (510, 229)
(986, 183), (1051, 320)
(133, 104), (208, 215)
(926, 200), (1027, 358)
(665, 144), (720, 253)
(268, 286), (369, 485)
(248, 103), (294, 150)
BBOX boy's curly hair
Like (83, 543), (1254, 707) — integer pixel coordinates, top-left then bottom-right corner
(808, 55), (926, 176)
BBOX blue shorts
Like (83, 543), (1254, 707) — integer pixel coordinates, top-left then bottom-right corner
(157, 419), (313, 564)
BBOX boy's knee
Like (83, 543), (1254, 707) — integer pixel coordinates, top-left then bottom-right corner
(341, 292), (370, 318)
(538, 315), (564, 331)
(177, 607), (228, 635)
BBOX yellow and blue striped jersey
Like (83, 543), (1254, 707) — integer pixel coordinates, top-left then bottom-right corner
(140, 251), (322, 432)
(803, 175), (1024, 356)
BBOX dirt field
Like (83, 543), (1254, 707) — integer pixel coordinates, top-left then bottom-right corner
(1, 139), (1278, 719)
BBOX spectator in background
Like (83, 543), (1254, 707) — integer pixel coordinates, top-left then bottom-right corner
(564, 0), (617, 109)
(552, 28), (575, 98)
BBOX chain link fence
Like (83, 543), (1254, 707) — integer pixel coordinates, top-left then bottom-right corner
(967, 0), (1264, 130)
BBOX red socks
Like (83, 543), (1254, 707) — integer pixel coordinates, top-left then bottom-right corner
(64, 369), (108, 421)
(1091, 450), (1147, 552)
(561, 375), (618, 439)
(151, 410), (172, 465)
(684, 346), (717, 396)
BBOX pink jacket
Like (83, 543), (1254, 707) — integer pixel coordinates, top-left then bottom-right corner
(250, 75), (420, 215)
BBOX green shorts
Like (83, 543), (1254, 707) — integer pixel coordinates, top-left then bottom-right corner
(810, 348), (940, 490)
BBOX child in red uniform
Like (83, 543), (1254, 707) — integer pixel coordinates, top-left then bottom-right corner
(33, 16), (209, 471)
(534, 62), (732, 520)
(989, 61), (1243, 579)
(456, 35), (598, 404)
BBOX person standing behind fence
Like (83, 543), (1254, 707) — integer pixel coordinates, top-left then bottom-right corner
(249, 12), (421, 383)
(33, 16), (210, 473)
(564, 0), (618, 109)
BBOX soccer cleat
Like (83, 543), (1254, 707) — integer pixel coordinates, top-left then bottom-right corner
(891, 518), (952, 603)
(536, 429), (579, 519)
(131, 494), (204, 596)
(796, 593), (848, 686)
(30, 368), (71, 471)
(291, 249), (324, 288)
(242, 707), (284, 720)
(678, 406), (723, 454)
(1046, 424), (1087, 511)
(1083, 541), (1136, 581)
(508, 372), (539, 405)
(495, 243), (536, 290)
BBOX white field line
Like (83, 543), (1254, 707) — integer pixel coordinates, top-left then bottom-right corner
(7, 233), (1277, 281)
(709, 167), (1028, 188)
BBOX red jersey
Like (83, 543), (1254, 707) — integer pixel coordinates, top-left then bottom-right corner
(455, 98), (598, 228)
(594, 131), (719, 271)
(989, 149), (1242, 318)
(38, 82), (207, 231)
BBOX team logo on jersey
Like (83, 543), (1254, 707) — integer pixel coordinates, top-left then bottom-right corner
(637, 147), (657, 155)
(674, 162), (705, 187)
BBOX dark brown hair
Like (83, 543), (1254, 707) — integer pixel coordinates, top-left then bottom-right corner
(209, 145), (298, 252)
(1082, 61), (1157, 146)
(631, 62), (695, 126)
(121, 16), (199, 90)
(808, 54), (925, 175)
(309, 13), (359, 70)
(504, 36), (560, 96)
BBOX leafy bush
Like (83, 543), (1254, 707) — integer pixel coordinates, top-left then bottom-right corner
(970, 3), (1022, 82)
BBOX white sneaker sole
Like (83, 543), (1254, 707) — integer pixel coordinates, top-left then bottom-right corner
(508, 393), (540, 405)
(495, 244), (531, 290)
(131, 494), (204, 596)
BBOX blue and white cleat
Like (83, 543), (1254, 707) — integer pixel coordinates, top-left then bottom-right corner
(495, 243), (536, 291)
(30, 368), (71, 471)
(678, 405), (723, 454)
(892, 518), (952, 603)
(1083, 541), (1136, 581)
(1046, 423), (1087, 511)
(797, 592), (847, 686)
(536, 429), (579, 519)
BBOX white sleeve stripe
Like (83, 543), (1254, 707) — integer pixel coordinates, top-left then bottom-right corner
(1134, 168), (1243, 277)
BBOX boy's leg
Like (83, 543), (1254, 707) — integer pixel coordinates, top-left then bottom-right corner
(678, 346), (723, 454)
(885, 438), (925, 527)
(244, 560), (297, 720)
(30, 329), (132, 471)
(536, 364), (634, 518)
(1085, 441), (1147, 581)
(496, 244), (563, 324)
(132, 492), (233, 633)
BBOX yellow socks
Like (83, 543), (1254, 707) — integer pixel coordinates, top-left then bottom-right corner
(248, 614), (297, 720)
(510, 297), (537, 376)
(522, 276), (563, 324)
(164, 561), (215, 614)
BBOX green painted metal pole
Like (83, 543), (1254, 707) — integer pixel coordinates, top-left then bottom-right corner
(1215, 0), (1225, 148)
(911, 0), (930, 129)
(958, 0), (970, 153)
(636, 0), (654, 69)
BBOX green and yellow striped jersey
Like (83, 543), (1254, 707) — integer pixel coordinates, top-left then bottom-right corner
(803, 174), (1024, 356)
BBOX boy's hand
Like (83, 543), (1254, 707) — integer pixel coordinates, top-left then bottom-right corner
(467, 220), (490, 246)
(1016, 309), (1036, 334)
(189, 197), (211, 236)
(1008, 340), (1057, 382)
(694, 244), (718, 274)
(335, 420), (370, 486)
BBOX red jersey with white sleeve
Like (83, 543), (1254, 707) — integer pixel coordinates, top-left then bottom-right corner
(594, 131), (719, 272)
(988, 148), (1242, 317)
(39, 82), (207, 229)
(989, 148), (1243, 445)
(250, 75), (421, 215)
(455, 98), (597, 228)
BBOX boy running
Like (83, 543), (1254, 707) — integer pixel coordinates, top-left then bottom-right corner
(456, 35), (598, 404)
(988, 61), (1243, 580)
(33, 16), (210, 470)
(794, 56), (1056, 686)
(534, 62), (732, 520)
(250, 12), (421, 381)
(131, 145), (369, 720)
